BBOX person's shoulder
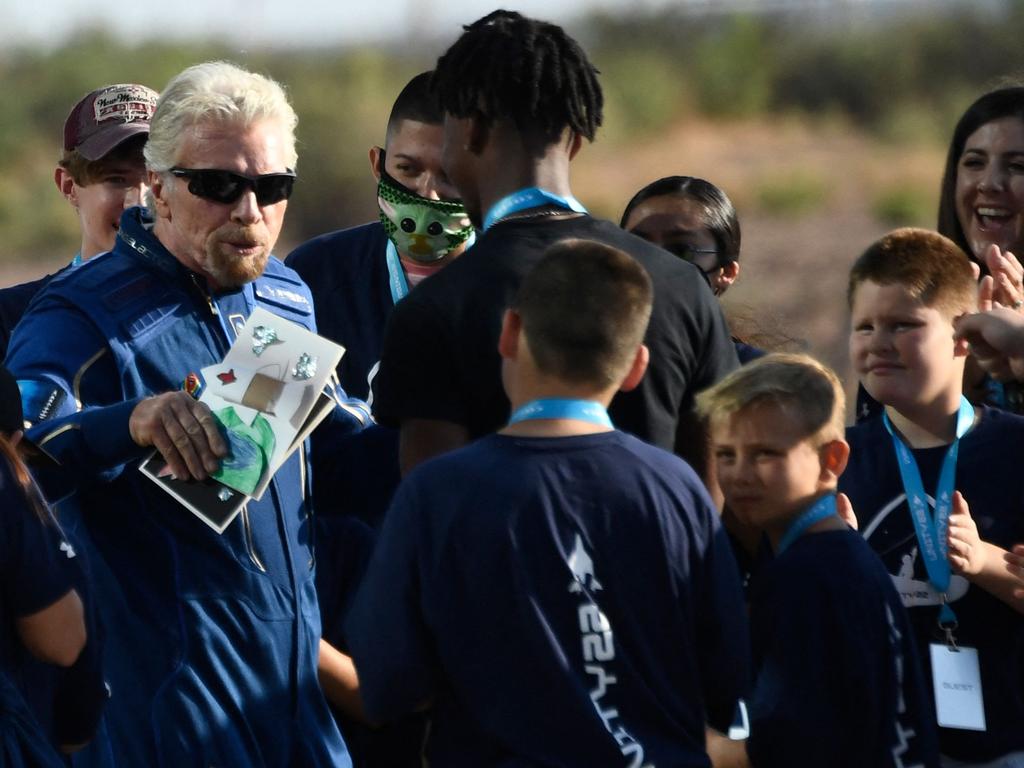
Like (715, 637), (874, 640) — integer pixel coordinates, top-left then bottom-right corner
(285, 221), (386, 271)
(394, 436), (513, 508)
(971, 404), (1024, 440)
(614, 430), (702, 478)
(845, 412), (886, 446)
(28, 252), (150, 314)
(408, 434), (509, 478)
(252, 257), (315, 317)
(767, 529), (872, 595)
(0, 272), (60, 322)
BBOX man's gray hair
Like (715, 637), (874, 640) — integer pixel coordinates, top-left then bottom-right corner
(144, 61), (298, 172)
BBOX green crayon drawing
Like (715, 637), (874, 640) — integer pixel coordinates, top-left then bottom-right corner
(212, 406), (276, 496)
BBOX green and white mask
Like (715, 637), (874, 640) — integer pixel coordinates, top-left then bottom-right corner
(378, 168), (473, 263)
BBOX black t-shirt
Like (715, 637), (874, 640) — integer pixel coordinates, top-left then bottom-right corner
(747, 528), (939, 767)
(374, 214), (738, 452)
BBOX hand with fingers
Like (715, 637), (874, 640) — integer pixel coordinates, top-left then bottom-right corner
(129, 391), (228, 481)
(947, 491), (985, 576)
(1007, 544), (1024, 606)
(955, 301), (1024, 381)
(1009, 544), (1024, 601)
(984, 244), (1024, 312)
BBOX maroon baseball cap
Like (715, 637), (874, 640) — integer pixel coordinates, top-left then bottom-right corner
(63, 83), (159, 161)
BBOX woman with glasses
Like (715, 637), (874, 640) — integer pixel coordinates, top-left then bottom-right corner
(621, 176), (763, 364)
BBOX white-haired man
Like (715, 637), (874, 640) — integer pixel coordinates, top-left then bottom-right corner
(7, 62), (366, 767)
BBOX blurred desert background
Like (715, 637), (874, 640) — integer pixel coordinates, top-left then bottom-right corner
(2, 0), (1023, 382)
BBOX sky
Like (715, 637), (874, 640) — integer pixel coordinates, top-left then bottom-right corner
(3, 0), (688, 49)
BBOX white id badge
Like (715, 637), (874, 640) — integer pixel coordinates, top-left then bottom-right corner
(929, 643), (986, 731)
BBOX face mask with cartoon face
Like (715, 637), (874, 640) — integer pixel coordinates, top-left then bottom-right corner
(377, 169), (473, 263)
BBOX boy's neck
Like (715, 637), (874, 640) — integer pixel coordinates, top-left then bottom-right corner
(883, 396), (974, 449)
(500, 384), (615, 439)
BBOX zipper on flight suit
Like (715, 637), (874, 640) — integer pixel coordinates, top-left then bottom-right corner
(190, 273), (220, 318)
(240, 504), (267, 573)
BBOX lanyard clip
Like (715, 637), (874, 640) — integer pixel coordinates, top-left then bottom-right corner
(938, 593), (959, 651)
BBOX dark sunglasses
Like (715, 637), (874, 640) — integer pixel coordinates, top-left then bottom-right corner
(169, 167), (296, 206)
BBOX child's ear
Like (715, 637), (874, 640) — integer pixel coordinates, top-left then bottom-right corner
(619, 344), (650, 393)
(55, 168), (77, 206)
(497, 309), (522, 361)
(819, 439), (850, 483)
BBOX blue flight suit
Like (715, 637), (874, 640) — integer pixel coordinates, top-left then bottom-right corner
(6, 207), (366, 767)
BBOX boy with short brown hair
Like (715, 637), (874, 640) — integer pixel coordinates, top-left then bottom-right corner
(346, 239), (751, 766)
(842, 227), (1024, 765)
(0, 83), (156, 360)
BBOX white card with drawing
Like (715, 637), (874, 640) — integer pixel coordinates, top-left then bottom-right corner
(139, 307), (346, 531)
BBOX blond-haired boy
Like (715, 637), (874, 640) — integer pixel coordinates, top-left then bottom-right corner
(702, 353), (938, 767)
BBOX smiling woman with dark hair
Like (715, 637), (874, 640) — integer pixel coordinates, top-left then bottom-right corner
(931, 86), (1024, 415)
(938, 87), (1024, 309)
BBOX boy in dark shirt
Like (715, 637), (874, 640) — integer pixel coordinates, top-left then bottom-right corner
(701, 353), (939, 768)
(840, 228), (1024, 766)
(346, 239), (751, 766)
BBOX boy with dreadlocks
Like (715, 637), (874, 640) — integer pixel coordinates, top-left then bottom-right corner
(372, 10), (738, 478)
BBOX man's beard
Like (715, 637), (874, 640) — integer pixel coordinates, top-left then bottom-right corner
(204, 228), (271, 288)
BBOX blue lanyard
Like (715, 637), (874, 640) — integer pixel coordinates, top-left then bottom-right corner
(776, 494), (837, 555)
(882, 396), (974, 626)
(508, 398), (612, 428)
(482, 187), (587, 231)
(71, 252), (83, 267)
(384, 240), (410, 305)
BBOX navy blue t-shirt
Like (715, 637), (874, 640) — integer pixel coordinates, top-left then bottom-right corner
(346, 430), (751, 767)
(0, 459), (77, 766)
(840, 408), (1024, 761)
(286, 223), (402, 522)
(747, 527), (939, 767)
(0, 460), (74, 637)
(286, 222), (391, 401)
(0, 273), (61, 363)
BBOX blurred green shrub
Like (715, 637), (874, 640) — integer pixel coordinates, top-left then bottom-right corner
(5, 2), (1024, 263)
(871, 186), (936, 227)
(755, 173), (828, 217)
